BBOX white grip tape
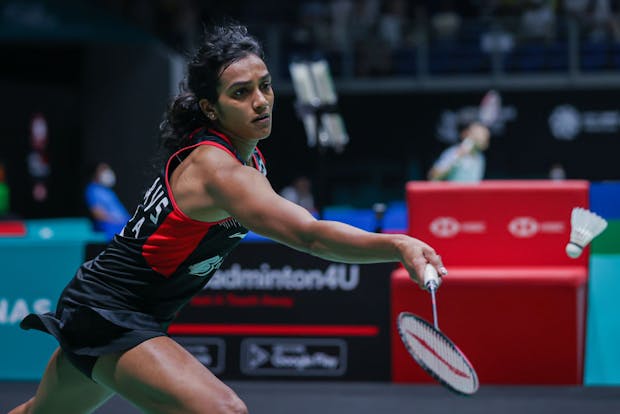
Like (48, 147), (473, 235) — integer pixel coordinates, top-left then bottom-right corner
(423, 264), (441, 290)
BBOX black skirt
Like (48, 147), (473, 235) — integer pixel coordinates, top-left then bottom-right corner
(20, 266), (169, 377)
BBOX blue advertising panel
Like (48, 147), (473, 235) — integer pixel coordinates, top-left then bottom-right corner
(0, 218), (104, 380)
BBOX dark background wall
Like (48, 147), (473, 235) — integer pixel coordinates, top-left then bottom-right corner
(3, 0), (620, 218)
(80, 44), (173, 210)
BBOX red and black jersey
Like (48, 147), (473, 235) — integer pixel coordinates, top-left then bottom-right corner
(20, 128), (268, 373)
(79, 128), (267, 324)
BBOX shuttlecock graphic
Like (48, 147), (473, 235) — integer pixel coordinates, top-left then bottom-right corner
(566, 207), (608, 258)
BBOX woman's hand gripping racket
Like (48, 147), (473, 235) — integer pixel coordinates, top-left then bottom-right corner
(397, 264), (479, 396)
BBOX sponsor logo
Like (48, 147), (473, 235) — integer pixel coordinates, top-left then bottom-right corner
(508, 217), (565, 238)
(429, 217), (486, 238)
(174, 337), (225, 374)
(189, 255), (225, 277)
(206, 263), (360, 291)
(436, 105), (517, 144)
(0, 298), (52, 325)
(549, 104), (620, 140)
(240, 338), (347, 376)
(219, 218), (244, 230)
(549, 105), (581, 140)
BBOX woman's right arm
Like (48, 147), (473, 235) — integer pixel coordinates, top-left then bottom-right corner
(192, 148), (446, 286)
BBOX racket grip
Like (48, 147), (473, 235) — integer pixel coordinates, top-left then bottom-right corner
(424, 264), (441, 291)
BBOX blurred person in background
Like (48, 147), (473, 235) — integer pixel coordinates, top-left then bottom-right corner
(280, 175), (317, 215)
(549, 162), (567, 180)
(428, 121), (491, 182)
(0, 161), (10, 217)
(11, 22), (446, 414)
(85, 162), (130, 241)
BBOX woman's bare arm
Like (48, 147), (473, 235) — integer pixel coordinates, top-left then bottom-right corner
(194, 149), (446, 286)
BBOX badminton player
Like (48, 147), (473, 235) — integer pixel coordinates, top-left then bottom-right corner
(10, 23), (447, 414)
(427, 121), (490, 182)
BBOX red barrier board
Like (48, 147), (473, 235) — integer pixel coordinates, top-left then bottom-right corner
(406, 180), (589, 267)
(0, 221), (26, 237)
(391, 267), (587, 385)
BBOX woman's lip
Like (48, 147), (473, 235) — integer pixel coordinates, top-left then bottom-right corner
(253, 114), (270, 122)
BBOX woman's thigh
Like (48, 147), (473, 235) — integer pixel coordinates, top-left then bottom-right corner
(25, 348), (114, 414)
(91, 336), (247, 414)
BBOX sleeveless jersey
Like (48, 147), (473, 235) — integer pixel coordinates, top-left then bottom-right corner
(20, 128), (267, 358)
(75, 128), (267, 326)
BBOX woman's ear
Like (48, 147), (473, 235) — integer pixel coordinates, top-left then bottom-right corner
(199, 99), (217, 120)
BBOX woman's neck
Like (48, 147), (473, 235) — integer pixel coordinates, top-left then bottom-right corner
(225, 134), (258, 164)
(207, 127), (258, 164)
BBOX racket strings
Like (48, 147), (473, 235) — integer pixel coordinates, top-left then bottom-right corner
(401, 315), (477, 395)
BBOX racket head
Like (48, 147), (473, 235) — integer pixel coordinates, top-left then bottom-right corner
(397, 312), (479, 396)
(478, 89), (501, 126)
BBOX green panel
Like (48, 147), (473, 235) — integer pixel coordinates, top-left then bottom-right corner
(591, 219), (620, 254)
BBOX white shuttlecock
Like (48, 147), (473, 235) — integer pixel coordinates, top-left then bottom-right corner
(565, 207), (608, 258)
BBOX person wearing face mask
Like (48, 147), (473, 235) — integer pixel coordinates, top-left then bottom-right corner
(84, 162), (130, 240)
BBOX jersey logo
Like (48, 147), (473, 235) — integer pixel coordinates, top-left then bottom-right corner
(228, 232), (247, 239)
(188, 255), (225, 277)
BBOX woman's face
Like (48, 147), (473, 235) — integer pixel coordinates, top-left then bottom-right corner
(207, 53), (274, 141)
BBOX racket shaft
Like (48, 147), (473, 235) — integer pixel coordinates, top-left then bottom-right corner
(430, 287), (439, 330)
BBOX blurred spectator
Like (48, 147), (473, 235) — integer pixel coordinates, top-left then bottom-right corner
(290, 1), (331, 56)
(27, 113), (51, 203)
(280, 176), (317, 214)
(377, 0), (411, 50)
(85, 162), (130, 241)
(549, 162), (567, 180)
(431, 0), (462, 43)
(519, 0), (557, 43)
(349, 0), (393, 76)
(428, 121), (491, 182)
(329, 0), (355, 52)
(563, 0), (620, 42)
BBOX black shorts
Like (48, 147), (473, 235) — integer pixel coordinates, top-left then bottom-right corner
(20, 266), (170, 380)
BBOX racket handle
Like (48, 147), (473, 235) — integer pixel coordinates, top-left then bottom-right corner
(424, 264), (441, 291)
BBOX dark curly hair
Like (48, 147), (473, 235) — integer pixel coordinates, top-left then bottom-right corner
(157, 23), (264, 163)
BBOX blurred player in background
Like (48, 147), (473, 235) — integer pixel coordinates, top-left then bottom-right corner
(428, 121), (491, 182)
(11, 23), (446, 414)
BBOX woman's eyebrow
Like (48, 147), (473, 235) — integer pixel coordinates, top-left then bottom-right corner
(226, 74), (271, 90)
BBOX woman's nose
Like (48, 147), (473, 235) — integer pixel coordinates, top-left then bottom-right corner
(254, 91), (269, 111)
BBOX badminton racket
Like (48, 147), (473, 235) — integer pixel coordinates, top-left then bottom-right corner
(460, 89), (500, 152)
(478, 89), (501, 127)
(397, 264), (479, 396)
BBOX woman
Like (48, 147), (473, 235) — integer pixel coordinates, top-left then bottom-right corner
(10, 24), (446, 414)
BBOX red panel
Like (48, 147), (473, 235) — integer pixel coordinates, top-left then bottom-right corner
(406, 180), (589, 267)
(390, 267), (587, 385)
(0, 221), (26, 237)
